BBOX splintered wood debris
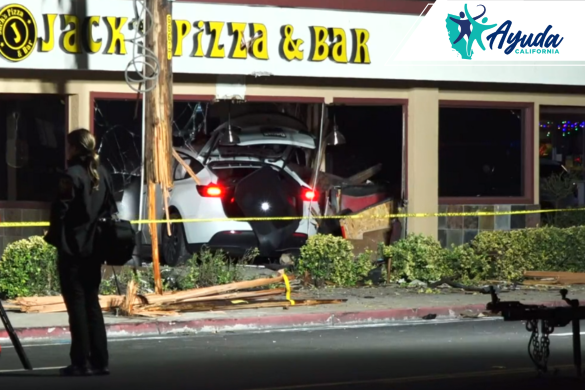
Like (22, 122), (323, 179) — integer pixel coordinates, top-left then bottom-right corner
(6, 271), (347, 317)
(523, 271), (585, 286)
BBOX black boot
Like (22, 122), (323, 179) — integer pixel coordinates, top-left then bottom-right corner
(59, 365), (92, 377)
(91, 365), (110, 376)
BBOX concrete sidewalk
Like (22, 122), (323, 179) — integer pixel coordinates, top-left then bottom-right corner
(1, 285), (584, 343)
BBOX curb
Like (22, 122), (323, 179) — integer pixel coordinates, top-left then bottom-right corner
(0, 300), (570, 343)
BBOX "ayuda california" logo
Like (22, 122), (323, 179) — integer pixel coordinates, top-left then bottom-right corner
(0, 3), (37, 61)
(446, 3), (563, 60)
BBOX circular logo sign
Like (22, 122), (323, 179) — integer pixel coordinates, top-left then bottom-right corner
(0, 4), (37, 62)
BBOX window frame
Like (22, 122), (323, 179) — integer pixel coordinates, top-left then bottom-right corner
(0, 93), (69, 208)
(438, 100), (535, 205)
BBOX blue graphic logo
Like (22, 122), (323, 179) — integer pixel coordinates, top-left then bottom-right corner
(445, 4), (564, 60)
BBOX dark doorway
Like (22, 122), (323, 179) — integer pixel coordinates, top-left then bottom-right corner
(326, 105), (404, 201)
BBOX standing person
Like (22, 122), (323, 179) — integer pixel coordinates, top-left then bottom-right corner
(44, 128), (112, 376)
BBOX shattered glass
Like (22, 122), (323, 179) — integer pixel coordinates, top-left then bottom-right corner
(94, 99), (142, 194)
(172, 102), (209, 150)
(93, 99), (211, 194)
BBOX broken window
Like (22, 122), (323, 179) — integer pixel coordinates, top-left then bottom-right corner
(94, 99), (143, 194)
(93, 98), (211, 194)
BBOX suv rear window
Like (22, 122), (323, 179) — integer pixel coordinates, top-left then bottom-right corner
(209, 163), (268, 186)
(213, 167), (259, 181)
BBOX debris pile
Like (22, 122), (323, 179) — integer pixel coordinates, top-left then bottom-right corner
(5, 271), (346, 317)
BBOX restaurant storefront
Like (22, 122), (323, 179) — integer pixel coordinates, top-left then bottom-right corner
(1, 0), (584, 254)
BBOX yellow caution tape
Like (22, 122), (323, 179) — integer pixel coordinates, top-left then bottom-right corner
(282, 272), (295, 306)
(1, 207), (585, 228)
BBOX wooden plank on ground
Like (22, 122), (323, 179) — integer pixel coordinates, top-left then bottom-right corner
(524, 271), (585, 279)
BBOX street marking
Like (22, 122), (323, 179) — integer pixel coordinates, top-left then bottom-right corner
(0, 317), (503, 348)
(246, 365), (575, 390)
(0, 335), (188, 348)
(551, 331), (585, 337)
(0, 366), (62, 373)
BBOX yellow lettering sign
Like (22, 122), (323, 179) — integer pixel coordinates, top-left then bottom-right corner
(103, 16), (127, 55)
(191, 20), (204, 57)
(4, 10), (372, 67)
(59, 15), (82, 54)
(249, 23), (268, 60)
(279, 24), (303, 61)
(308, 26), (328, 62)
(350, 28), (370, 64)
(227, 22), (247, 59)
(173, 19), (191, 57)
(205, 21), (225, 58)
(83, 16), (102, 53)
(0, 4), (37, 62)
(38, 14), (57, 52)
(329, 27), (347, 63)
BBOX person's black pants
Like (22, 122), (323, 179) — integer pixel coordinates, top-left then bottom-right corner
(58, 254), (109, 369)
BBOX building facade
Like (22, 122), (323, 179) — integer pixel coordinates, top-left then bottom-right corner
(0, 0), (583, 254)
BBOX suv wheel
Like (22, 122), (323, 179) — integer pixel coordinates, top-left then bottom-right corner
(161, 212), (190, 267)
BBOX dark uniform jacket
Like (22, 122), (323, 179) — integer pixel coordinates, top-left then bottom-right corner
(45, 156), (114, 258)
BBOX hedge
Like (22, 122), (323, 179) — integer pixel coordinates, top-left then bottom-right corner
(0, 238), (258, 299)
(383, 226), (585, 283)
(299, 227), (585, 286)
(2, 226), (585, 298)
(0, 236), (59, 298)
(296, 234), (374, 287)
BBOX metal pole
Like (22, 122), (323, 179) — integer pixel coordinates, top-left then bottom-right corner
(0, 300), (32, 370)
(572, 317), (582, 377)
(401, 108), (408, 237)
(138, 90), (146, 232)
(307, 103), (325, 232)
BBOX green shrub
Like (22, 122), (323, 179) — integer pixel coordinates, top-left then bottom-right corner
(0, 236), (59, 298)
(382, 226), (585, 284)
(540, 170), (585, 227)
(469, 230), (535, 282)
(176, 246), (258, 290)
(441, 244), (491, 284)
(545, 208), (585, 228)
(99, 265), (184, 295)
(297, 234), (375, 287)
(8, 225), (585, 297)
(137, 266), (178, 292)
(383, 234), (444, 283)
(99, 270), (126, 296)
(470, 227), (585, 280)
(384, 227), (585, 284)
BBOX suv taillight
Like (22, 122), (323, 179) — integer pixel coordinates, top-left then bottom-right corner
(301, 188), (318, 201)
(197, 185), (223, 197)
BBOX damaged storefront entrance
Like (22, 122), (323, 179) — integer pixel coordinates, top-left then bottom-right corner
(319, 100), (406, 254)
(92, 95), (405, 266)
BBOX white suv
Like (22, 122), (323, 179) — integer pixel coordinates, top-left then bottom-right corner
(139, 113), (320, 266)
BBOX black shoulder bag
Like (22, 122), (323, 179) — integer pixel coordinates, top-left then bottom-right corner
(95, 177), (136, 266)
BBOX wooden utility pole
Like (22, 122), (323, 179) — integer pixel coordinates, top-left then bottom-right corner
(145, 0), (173, 295)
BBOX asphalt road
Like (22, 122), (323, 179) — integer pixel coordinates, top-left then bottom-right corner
(0, 319), (584, 390)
